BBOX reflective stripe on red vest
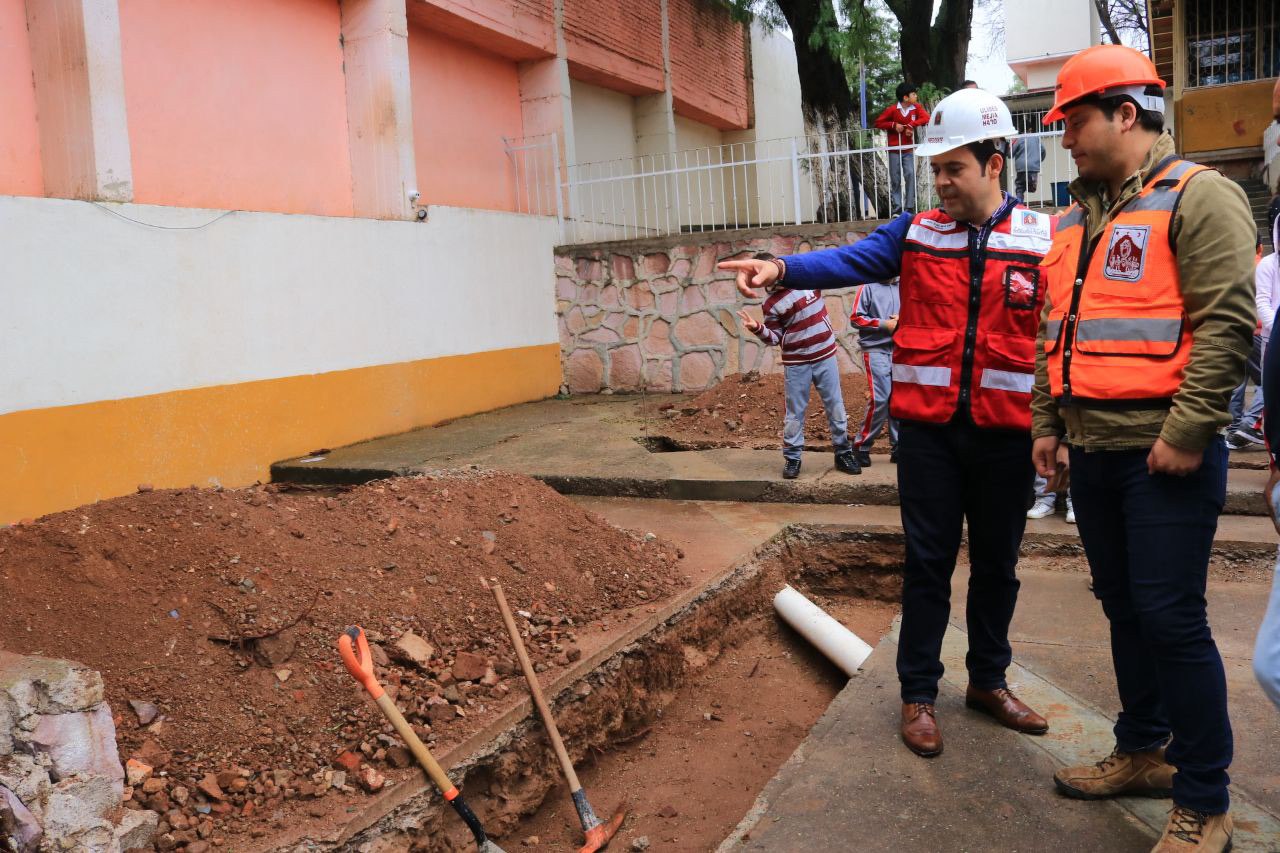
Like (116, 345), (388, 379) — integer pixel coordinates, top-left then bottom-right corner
(892, 204), (1056, 430)
(1042, 158), (1206, 407)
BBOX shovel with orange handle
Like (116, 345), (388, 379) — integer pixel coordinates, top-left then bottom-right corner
(338, 626), (507, 853)
(485, 581), (626, 853)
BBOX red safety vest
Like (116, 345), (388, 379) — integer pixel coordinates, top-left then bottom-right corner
(1042, 159), (1206, 406)
(891, 204), (1057, 430)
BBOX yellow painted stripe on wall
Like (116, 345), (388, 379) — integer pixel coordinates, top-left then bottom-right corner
(0, 344), (561, 524)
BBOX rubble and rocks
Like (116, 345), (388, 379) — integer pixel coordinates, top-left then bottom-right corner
(390, 631), (434, 669)
(646, 370), (875, 449)
(0, 471), (687, 848)
(0, 651), (158, 852)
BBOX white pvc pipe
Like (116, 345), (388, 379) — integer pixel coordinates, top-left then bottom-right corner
(773, 585), (874, 677)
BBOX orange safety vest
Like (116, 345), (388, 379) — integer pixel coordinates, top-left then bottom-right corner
(1042, 158), (1208, 408)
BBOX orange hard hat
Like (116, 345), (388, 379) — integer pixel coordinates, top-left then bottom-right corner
(1043, 44), (1165, 125)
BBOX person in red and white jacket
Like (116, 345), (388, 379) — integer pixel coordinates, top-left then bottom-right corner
(874, 82), (931, 216)
(737, 270), (860, 480)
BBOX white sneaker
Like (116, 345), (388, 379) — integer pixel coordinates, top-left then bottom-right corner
(1026, 498), (1056, 519)
(1065, 500), (1076, 524)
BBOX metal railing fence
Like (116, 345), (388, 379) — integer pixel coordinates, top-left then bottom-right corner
(507, 128), (1074, 245)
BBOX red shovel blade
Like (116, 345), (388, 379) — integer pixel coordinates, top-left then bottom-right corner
(578, 806), (626, 853)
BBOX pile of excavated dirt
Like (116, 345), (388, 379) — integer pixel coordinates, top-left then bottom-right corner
(0, 471), (687, 850)
(643, 370), (881, 450)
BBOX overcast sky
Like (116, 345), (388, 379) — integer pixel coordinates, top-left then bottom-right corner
(964, 1), (1016, 93)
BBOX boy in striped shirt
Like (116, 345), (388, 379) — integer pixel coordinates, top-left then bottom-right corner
(738, 277), (861, 479)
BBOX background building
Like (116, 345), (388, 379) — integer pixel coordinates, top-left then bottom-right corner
(0, 0), (801, 523)
(1002, 0), (1276, 240)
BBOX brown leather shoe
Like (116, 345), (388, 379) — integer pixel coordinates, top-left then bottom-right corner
(964, 685), (1049, 734)
(1150, 806), (1233, 852)
(1054, 746), (1175, 800)
(901, 702), (943, 757)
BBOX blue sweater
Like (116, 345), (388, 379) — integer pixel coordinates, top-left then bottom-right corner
(781, 214), (913, 290)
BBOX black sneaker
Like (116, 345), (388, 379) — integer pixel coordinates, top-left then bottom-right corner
(834, 450), (862, 475)
(782, 459), (802, 479)
(1225, 432), (1250, 451)
(1233, 424), (1265, 446)
(889, 446), (899, 464)
(856, 449), (873, 468)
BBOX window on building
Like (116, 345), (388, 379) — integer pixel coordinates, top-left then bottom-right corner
(1184, 0), (1279, 88)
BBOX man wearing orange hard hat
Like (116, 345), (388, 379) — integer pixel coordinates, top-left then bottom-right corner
(1032, 44), (1256, 853)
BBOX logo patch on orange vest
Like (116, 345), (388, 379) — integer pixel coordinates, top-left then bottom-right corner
(1102, 225), (1150, 282)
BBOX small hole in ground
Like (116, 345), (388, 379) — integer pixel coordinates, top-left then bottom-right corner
(633, 435), (684, 453)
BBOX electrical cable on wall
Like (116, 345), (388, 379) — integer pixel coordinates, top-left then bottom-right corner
(91, 202), (239, 231)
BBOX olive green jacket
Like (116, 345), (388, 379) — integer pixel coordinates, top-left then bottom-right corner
(1031, 132), (1257, 451)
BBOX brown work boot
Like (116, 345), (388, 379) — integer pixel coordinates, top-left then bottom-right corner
(965, 684), (1049, 734)
(1150, 806), (1233, 852)
(901, 702), (943, 757)
(1054, 746), (1175, 800)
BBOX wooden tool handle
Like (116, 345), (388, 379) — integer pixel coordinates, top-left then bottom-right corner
(491, 583), (582, 792)
(375, 692), (456, 796)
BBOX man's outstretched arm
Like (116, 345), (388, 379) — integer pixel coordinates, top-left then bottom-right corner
(719, 213), (911, 296)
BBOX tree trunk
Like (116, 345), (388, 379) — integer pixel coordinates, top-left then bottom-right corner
(1094, 0), (1123, 45)
(884, 0), (975, 92)
(773, 0), (889, 222)
(773, 0), (855, 121)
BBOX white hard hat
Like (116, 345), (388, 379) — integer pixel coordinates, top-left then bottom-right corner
(914, 88), (1017, 157)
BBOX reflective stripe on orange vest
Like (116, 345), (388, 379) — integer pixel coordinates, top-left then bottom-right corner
(1041, 157), (1206, 407)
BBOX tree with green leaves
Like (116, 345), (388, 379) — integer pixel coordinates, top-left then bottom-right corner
(724, 0), (976, 219)
(725, 0), (978, 126)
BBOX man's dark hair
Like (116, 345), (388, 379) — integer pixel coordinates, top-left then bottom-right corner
(1073, 85), (1165, 132)
(961, 80), (978, 89)
(963, 139), (1006, 175)
(896, 81), (918, 101)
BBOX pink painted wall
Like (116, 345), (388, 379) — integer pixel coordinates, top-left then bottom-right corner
(408, 23), (523, 212)
(0, 0), (43, 196)
(118, 0), (353, 216)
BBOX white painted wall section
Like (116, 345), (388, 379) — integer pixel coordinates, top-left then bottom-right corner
(570, 79), (637, 166)
(1004, 0), (1098, 90)
(740, 22), (806, 145)
(0, 196), (560, 414)
(674, 114), (721, 154)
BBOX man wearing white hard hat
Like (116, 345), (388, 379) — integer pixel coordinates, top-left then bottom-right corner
(721, 88), (1055, 758)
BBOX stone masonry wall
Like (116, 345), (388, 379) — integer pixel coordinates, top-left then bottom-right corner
(554, 222), (883, 394)
(1, 652), (157, 852)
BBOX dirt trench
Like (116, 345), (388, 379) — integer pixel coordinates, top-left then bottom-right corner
(316, 529), (907, 852)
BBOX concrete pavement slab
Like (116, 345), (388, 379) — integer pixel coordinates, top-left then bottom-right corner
(723, 614), (1280, 852)
(719, 630), (1157, 853)
(273, 396), (1278, 531)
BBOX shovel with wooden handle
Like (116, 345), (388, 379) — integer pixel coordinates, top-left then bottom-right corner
(338, 626), (507, 853)
(486, 582), (626, 853)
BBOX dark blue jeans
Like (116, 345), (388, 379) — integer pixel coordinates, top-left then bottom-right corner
(896, 418), (1033, 703)
(1069, 440), (1233, 815)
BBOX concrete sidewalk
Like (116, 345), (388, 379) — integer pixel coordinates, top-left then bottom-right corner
(720, 567), (1280, 852)
(273, 395), (1276, 527)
